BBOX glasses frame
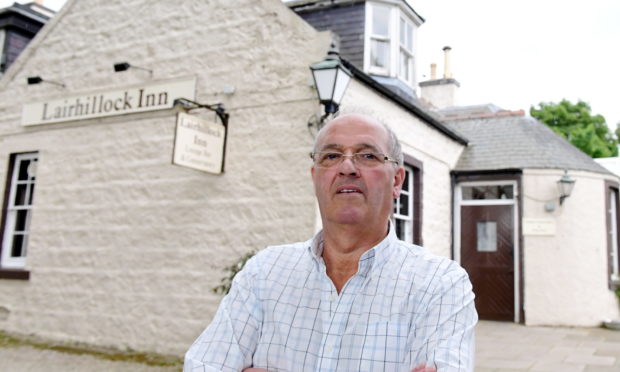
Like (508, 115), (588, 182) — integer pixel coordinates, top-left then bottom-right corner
(310, 151), (399, 168)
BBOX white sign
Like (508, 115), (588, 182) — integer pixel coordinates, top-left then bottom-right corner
(22, 77), (196, 126)
(523, 218), (556, 236)
(172, 112), (226, 174)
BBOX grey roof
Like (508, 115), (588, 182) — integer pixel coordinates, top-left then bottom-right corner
(447, 114), (612, 174)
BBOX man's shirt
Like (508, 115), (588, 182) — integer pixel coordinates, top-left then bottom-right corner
(185, 227), (478, 372)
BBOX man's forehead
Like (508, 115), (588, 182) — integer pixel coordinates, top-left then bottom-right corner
(318, 142), (381, 152)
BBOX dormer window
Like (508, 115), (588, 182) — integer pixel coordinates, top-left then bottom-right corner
(365, 1), (420, 87)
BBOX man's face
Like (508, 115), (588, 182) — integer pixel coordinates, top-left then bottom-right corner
(311, 114), (405, 228)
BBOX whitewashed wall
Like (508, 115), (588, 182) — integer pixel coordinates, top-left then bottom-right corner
(341, 81), (465, 257)
(0, 0), (331, 354)
(522, 169), (620, 326)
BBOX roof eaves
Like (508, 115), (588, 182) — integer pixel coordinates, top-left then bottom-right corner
(341, 58), (469, 145)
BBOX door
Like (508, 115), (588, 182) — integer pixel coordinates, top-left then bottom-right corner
(461, 204), (514, 321)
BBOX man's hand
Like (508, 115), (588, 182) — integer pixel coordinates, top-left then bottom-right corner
(411, 363), (437, 372)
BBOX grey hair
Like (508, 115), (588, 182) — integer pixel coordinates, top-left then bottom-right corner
(312, 109), (404, 167)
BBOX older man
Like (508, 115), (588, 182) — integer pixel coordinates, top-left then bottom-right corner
(184, 113), (477, 372)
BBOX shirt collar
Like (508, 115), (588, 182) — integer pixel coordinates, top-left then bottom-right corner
(307, 221), (397, 276)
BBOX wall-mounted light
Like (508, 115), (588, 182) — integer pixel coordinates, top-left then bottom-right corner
(26, 76), (65, 88)
(113, 62), (153, 76)
(558, 170), (576, 205)
(308, 44), (352, 130)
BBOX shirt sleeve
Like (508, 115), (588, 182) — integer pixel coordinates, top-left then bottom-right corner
(414, 263), (478, 372)
(184, 255), (263, 372)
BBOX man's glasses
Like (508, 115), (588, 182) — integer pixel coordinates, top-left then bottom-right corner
(310, 151), (399, 168)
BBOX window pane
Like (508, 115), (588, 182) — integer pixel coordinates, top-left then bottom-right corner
(462, 185), (514, 200)
(371, 40), (389, 69)
(399, 52), (410, 81)
(11, 234), (24, 257)
(402, 169), (410, 193)
(14, 209), (29, 232)
(28, 183), (35, 204)
(372, 5), (390, 36)
(406, 23), (413, 50)
(477, 222), (497, 252)
(18, 159), (30, 181)
(400, 18), (405, 44)
(14, 184), (28, 206)
(399, 193), (409, 215)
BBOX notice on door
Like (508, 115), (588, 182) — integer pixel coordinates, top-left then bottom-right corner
(172, 112), (225, 174)
(523, 218), (556, 236)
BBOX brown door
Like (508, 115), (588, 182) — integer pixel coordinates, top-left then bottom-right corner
(461, 205), (514, 321)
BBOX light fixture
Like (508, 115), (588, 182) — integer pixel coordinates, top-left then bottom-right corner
(113, 62), (153, 76)
(308, 44), (352, 127)
(26, 76), (65, 88)
(557, 170), (576, 205)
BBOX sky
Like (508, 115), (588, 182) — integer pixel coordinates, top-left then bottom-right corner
(3, 0), (619, 127)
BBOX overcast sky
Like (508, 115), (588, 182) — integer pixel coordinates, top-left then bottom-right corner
(3, 0), (619, 127)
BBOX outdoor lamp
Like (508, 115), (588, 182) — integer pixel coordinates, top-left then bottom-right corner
(557, 170), (576, 205)
(113, 62), (153, 75)
(26, 76), (65, 88)
(310, 44), (352, 119)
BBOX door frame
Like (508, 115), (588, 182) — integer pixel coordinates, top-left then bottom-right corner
(453, 178), (522, 323)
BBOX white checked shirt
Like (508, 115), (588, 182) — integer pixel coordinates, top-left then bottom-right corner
(185, 227), (477, 371)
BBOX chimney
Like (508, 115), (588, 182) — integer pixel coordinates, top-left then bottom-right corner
(430, 63), (437, 80)
(443, 46), (452, 78)
(419, 46), (460, 109)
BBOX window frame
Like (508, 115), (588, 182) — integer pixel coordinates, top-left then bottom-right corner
(392, 154), (423, 245)
(0, 152), (38, 277)
(365, 1), (418, 87)
(605, 181), (620, 289)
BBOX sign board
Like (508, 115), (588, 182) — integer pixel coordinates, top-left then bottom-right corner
(172, 112), (226, 174)
(523, 218), (556, 236)
(22, 77), (196, 126)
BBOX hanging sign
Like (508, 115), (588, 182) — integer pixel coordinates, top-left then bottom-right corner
(523, 218), (556, 236)
(172, 112), (226, 174)
(22, 77), (196, 126)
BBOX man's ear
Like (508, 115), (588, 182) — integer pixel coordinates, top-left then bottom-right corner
(392, 167), (406, 198)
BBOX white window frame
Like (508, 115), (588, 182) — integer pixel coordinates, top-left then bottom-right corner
(393, 165), (414, 243)
(365, 1), (418, 87)
(398, 16), (414, 83)
(1, 152), (38, 269)
(609, 189), (619, 279)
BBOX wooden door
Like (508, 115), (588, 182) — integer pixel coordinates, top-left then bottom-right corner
(461, 205), (514, 321)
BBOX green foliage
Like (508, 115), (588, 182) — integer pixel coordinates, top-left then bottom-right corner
(212, 250), (256, 295)
(530, 99), (618, 158)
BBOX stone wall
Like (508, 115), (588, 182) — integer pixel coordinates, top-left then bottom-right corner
(0, 0), (330, 354)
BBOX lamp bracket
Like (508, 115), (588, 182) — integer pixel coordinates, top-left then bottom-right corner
(173, 98), (229, 126)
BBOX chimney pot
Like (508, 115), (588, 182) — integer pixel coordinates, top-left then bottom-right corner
(430, 63), (437, 80)
(443, 46), (453, 79)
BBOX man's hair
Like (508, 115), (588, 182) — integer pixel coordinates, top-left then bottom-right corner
(312, 109), (404, 167)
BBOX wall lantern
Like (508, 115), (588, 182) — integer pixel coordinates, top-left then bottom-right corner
(557, 170), (576, 205)
(309, 44), (352, 127)
(113, 62), (153, 76)
(26, 76), (65, 88)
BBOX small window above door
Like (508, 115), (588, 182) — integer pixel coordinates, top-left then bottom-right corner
(462, 185), (514, 200)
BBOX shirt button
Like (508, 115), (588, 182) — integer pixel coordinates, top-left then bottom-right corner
(326, 345), (333, 353)
(329, 295), (336, 302)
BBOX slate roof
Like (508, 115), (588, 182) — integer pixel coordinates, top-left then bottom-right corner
(445, 112), (612, 174)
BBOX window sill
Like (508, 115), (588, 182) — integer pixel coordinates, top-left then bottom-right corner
(0, 269), (30, 280)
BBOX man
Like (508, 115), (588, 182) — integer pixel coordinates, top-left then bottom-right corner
(185, 113), (477, 371)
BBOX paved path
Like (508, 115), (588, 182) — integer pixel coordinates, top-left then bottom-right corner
(1, 321), (619, 371)
(476, 320), (620, 371)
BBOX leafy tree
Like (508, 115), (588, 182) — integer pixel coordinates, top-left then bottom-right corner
(530, 99), (618, 158)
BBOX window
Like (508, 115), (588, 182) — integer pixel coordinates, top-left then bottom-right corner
(393, 165), (414, 243)
(1, 152), (38, 270)
(392, 158), (422, 245)
(369, 3), (391, 73)
(366, 2), (419, 86)
(606, 183), (620, 287)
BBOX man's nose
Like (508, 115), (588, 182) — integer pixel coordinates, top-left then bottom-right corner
(338, 155), (359, 176)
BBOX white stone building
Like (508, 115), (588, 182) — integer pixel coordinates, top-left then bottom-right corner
(0, 0), (618, 357)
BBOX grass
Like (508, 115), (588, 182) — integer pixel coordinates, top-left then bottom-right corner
(0, 330), (183, 367)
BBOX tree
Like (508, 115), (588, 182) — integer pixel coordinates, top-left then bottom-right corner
(530, 99), (618, 158)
